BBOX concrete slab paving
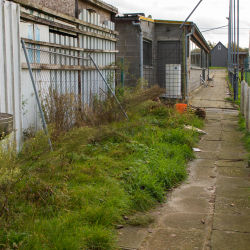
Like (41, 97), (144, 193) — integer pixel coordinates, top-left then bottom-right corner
(118, 227), (149, 250)
(217, 166), (249, 177)
(211, 230), (250, 250)
(142, 229), (206, 250)
(214, 197), (250, 215)
(213, 212), (250, 232)
(161, 213), (212, 231)
(217, 160), (247, 168)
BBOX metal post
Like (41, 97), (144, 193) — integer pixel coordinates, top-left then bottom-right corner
(179, 0), (203, 29)
(121, 57), (124, 87)
(89, 55), (129, 120)
(236, 0), (239, 99)
(21, 40), (53, 152)
(228, 1), (231, 72)
(234, 0), (236, 71)
(234, 67), (237, 101)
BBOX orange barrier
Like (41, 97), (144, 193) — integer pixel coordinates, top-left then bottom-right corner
(175, 103), (187, 114)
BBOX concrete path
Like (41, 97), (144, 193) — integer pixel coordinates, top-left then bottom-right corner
(119, 70), (250, 250)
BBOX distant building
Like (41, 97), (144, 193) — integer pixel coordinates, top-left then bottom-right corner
(210, 42), (228, 67)
(211, 41), (248, 68)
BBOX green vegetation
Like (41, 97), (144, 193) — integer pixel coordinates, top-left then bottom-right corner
(226, 72), (250, 165)
(0, 85), (204, 249)
(209, 67), (227, 69)
(226, 74), (241, 106)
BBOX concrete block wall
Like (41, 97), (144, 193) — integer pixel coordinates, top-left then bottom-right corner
(141, 20), (155, 86)
(116, 21), (141, 86)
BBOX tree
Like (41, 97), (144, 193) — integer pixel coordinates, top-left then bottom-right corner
(227, 42), (248, 52)
(207, 40), (216, 49)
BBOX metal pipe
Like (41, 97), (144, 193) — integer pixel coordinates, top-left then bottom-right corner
(25, 46), (89, 60)
(132, 21), (143, 78)
(89, 55), (129, 120)
(179, 0), (203, 29)
(234, 0), (236, 70)
(237, 0), (239, 99)
(185, 25), (195, 104)
(21, 40), (53, 152)
(121, 57), (124, 87)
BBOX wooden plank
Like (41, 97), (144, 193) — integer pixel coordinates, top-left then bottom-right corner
(21, 38), (118, 53)
(21, 12), (118, 42)
(12, 0), (118, 35)
(21, 62), (117, 70)
(193, 31), (210, 53)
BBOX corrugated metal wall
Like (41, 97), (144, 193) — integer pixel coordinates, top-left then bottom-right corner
(0, 0), (22, 150)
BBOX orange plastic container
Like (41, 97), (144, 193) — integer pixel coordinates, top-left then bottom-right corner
(175, 103), (187, 114)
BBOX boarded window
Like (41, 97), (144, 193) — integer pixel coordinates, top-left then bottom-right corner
(143, 40), (152, 66)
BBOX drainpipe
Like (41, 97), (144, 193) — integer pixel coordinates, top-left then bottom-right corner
(185, 24), (195, 104)
(132, 21), (143, 78)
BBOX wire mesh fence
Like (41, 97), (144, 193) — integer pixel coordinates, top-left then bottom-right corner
(143, 47), (184, 99)
(24, 44), (115, 103)
(22, 42), (122, 131)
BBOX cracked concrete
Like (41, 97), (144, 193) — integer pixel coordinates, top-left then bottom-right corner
(118, 70), (250, 250)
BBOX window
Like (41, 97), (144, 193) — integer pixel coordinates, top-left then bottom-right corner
(190, 40), (201, 68)
(218, 45), (221, 50)
(143, 40), (152, 66)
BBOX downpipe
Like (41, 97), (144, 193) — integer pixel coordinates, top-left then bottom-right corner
(185, 25), (195, 104)
(132, 21), (143, 78)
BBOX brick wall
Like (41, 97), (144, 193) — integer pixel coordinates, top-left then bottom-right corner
(35, 0), (75, 17)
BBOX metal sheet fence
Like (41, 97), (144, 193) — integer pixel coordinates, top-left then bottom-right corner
(244, 58), (250, 86)
(24, 44), (115, 106)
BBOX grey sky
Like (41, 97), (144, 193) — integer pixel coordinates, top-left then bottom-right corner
(108, 0), (250, 49)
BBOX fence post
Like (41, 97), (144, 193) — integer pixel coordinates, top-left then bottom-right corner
(241, 81), (244, 115)
(233, 68), (237, 101)
(89, 55), (129, 120)
(21, 40), (53, 152)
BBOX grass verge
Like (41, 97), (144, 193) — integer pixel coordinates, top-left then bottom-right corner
(0, 95), (204, 249)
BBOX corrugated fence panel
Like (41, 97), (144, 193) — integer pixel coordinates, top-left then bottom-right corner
(0, 0), (22, 150)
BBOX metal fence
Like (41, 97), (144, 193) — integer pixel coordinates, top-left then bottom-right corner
(244, 58), (250, 86)
(23, 45), (115, 104)
(143, 48), (184, 99)
(143, 48), (207, 100)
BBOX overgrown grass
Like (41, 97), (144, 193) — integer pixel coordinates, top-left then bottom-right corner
(0, 87), (204, 249)
(226, 74), (241, 106)
(209, 67), (227, 69)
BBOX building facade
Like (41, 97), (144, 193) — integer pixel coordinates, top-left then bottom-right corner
(115, 14), (210, 100)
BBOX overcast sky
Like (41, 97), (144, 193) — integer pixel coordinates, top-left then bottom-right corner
(108, 0), (250, 49)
